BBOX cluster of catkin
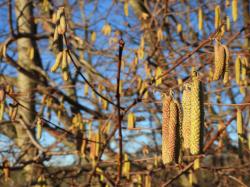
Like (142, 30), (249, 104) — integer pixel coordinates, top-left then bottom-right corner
(213, 40), (230, 83)
(162, 72), (204, 164)
(50, 7), (71, 81)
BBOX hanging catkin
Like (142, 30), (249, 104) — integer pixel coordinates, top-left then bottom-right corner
(62, 50), (69, 81)
(198, 8), (203, 31)
(3, 159), (10, 181)
(124, 1), (129, 17)
(214, 5), (221, 29)
(182, 84), (191, 150)
(226, 16), (231, 31)
(213, 40), (228, 81)
(162, 95), (171, 164)
(241, 56), (248, 85)
(232, 0), (238, 22)
(236, 108), (243, 159)
(176, 100), (183, 163)
(235, 55), (241, 85)
(36, 118), (43, 140)
(51, 51), (63, 72)
(128, 112), (135, 129)
(222, 44), (230, 84)
(190, 72), (204, 155)
(166, 100), (178, 163)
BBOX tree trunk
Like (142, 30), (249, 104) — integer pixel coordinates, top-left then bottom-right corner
(15, 0), (39, 184)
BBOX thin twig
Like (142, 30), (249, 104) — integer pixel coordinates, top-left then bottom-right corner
(116, 38), (125, 185)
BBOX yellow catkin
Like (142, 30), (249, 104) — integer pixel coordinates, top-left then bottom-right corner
(102, 23), (111, 36)
(213, 40), (226, 81)
(119, 80), (123, 95)
(237, 108), (243, 158)
(36, 118), (42, 140)
(198, 8), (203, 31)
(0, 102), (4, 121)
(166, 100), (178, 163)
(178, 78), (183, 91)
(90, 132), (96, 160)
(9, 104), (18, 120)
(80, 138), (87, 157)
(235, 55), (241, 85)
(52, 12), (57, 24)
(128, 112), (135, 129)
(59, 8), (66, 34)
(95, 132), (100, 157)
(124, 1), (129, 17)
(177, 23), (182, 33)
(84, 83), (89, 96)
(162, 95), (171, 164)
(29, 47), (34, 60)
(154, 155), (159, 167)
(51, 51), (63, 72)
(226, 16), (231, 31)
(140, 35), (145, 49)
(137, 47), (144, 60)
(193, 158), (200, 170)
(188, 171), (193, 185)
(3, 159), (10, 181)
(122, 154), (130, 178)
(37, 175), (46, 187)
(222, 44), (230, 84)
(155, 67), (162, 86)
(232, 0), (238, 22)
(157, 28), (164, 42)
(190, 73), (204, 155)
(137, 174), (142, 187)
(101, 98), (108, 110)
(91, 32), (96, 42)
(53, 26), (59, 42)
(56, 7), (63, 22)
(214, 5), (221, 29)
(182, 84), (191, 150)
(61, 50), (69, 81)
(176, 100), (183, 163)
(241, 56), (247, 82)
(106, 122), (111, 134)
(145, 175), (151, 187)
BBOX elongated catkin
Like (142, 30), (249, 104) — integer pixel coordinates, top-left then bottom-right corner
(51, 51), (63, 72)
(36, 118), (43, 140)
(241, 56), (248, 83)
(166, 100), (178, 163)
(128, 112), (135, 129)
(190, 73), (204, 155)
(213, 40), (226, 81)
(182, 84), (191, 150)
(237, 108), (243, 159)
(176, 100), (183, 163)
(232, 0), (238, 22)
(214, 5), (221, 29)
(235, 55), (241, 85)
(162, 95), (171, 164)
(198, 8), (203, 31)
(62, 50), (69, 81)
(222, 44), (230, 84)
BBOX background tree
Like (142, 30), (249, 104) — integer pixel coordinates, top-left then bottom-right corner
(0, 0), (249, 186)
